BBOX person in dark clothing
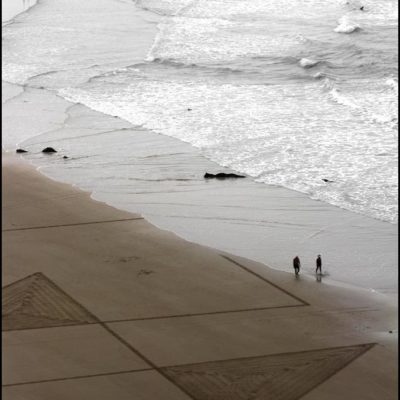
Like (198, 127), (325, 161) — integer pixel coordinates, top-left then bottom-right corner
(316, 255), (322, 274)
(293, 256), (301, 275)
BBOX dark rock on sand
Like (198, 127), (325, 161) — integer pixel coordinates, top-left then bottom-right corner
(204, 172), (246, 179)
(42, 147), (57, 153)
(16, 149), (28, 153)
(63, 156), (69, 159)
(322, 178), (334, 183)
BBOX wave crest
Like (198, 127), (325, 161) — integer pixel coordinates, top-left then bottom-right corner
(334, 16), (360, 33)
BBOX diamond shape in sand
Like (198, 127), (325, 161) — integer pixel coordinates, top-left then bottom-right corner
(161, 343), (374, 400)
(2, 273), (98, 331)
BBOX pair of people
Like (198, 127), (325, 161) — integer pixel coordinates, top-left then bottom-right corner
(293, 255), (322, 275)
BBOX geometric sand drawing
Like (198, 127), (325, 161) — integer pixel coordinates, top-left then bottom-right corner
(2, 273), (98, 331)
(161, 343), (374, 400)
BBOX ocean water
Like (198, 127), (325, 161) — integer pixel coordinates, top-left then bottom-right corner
(4, 0), (397, 223)
(2, 0), (398, 291)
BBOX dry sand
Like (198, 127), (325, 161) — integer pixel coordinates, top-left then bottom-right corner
(2, 152), (398, 399)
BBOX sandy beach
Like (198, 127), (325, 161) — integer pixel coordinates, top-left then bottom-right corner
(2, 0), (398, 398)
(2, 152), (398, 399)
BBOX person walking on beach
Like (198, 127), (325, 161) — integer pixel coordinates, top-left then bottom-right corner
(316, 254), (322, 274)
(293, 256), (301, 275)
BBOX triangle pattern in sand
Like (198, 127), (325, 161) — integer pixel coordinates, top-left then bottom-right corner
(2, 273), (98, 331)
(161, 343), (374, 400)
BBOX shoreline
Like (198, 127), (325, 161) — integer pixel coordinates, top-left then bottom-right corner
(4, 151), (397, 308)
(3, 151), (397, 313)
(2, 151), (397, 398)
(3, 80), (397, 296)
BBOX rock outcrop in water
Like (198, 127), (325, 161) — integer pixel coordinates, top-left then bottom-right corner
(42, 147), (57, 153)
(204, 172), (246, 179)
(16, 149), (28, 153)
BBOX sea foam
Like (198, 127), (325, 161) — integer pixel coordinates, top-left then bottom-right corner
(299, 58), (319, 68)
(334, 17), (360, 33)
